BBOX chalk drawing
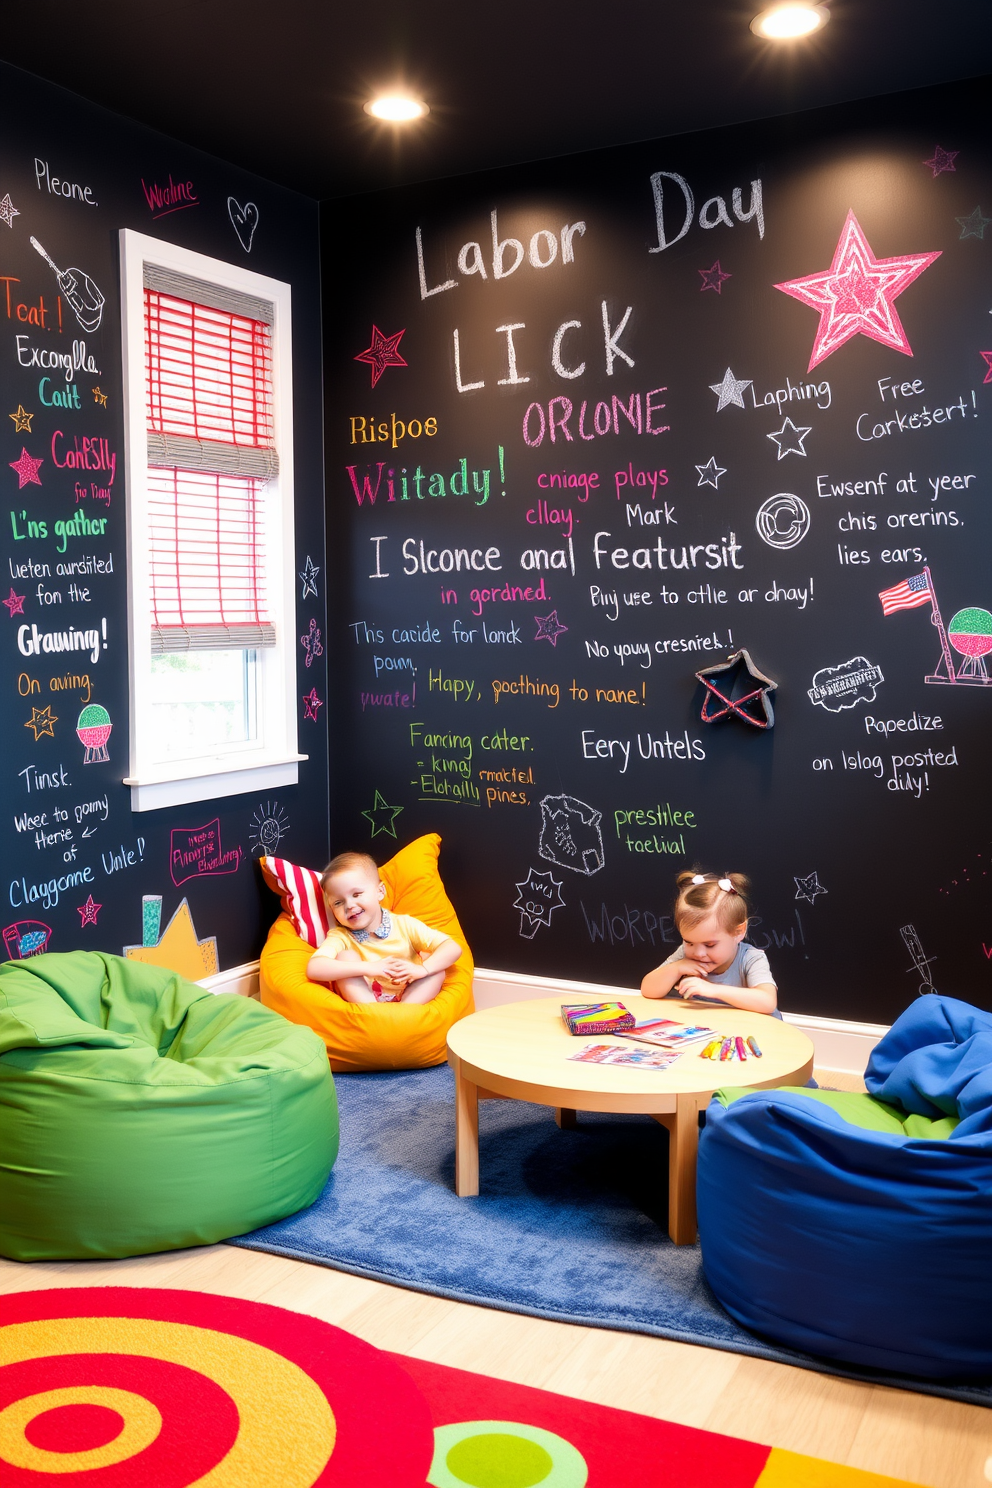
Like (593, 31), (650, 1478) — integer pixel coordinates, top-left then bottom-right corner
(880, 566), (992, 688)
(514, 867), (566, 938)
(766, 418), (812, 460)
(300, 555), (320, 600)
(982, 351), (992, 384)
(957, 207), (990, 240)
(534, 610), (568, 646)
(901, 923), (937, 995)
(2, 920), (51, 959)
(538, 794), (605, 875)
(808, 657), (883, 712)
(794, 872), (827, 905)
(0, 193), (19, 229)
(170, 819), (243, 886)
(3, 589), (25, 616)
(362, 789), (403, 840)
(697, 649), (776, 728)
(301, 618), (323, 667)
(24, 706), (57, 741)
(30, 237), (105, 332)
(77, 703), (112, 762)
(124, 897), (219, 980)
(249, 800), (290, 856)
(92, 386), (108, 407)
(695, 457), (726, 489)
(9, 448), (43, 488)
(354, 325), (407, 387)
(8, 406), (32, 433)
(302, 687), (323, 720)
(755, 492), (810, 549)
(709, 368), (752, 411)
(923, 145), (958, 177)
(699, 260), (731, 293)
(227, 197), (259, 252)
(76, 893), (101, 927)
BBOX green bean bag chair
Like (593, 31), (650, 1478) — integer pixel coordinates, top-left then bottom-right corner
(0, 951), (338, 1261)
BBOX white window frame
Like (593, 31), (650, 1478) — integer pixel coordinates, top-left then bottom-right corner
(119, 229), (305, 812)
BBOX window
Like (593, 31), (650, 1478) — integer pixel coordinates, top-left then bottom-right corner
(120, 231), (303, 811)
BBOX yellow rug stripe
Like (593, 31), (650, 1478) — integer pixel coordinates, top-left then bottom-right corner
(758, 1448), (925, 1488)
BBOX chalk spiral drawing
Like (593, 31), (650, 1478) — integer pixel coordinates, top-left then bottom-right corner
(538, 794), (605, 875)
(514, 867), (566, 939)
(755, 492), (810, 549)
(227, 197), (259, 252)
(30, 237), (105, 332)
(808, 657), (883, 712)
(249, 800), (290, 856)
(901, 923), (937, 995)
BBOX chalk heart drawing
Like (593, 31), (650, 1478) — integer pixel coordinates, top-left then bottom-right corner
(228, 196), (259, 252)
(513, 867), (566, 939)
(538, 794), (605, 876)
(808, 656), (883, 712)
(755, 492), (810, 550)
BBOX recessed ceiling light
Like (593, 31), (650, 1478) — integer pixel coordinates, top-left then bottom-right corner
(750, 3), (829, 39)
(364, 95), (429, 122)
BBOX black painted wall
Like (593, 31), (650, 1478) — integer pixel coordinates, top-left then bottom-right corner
(323, 76), (992, 1025)
(0, 62), (327, 971)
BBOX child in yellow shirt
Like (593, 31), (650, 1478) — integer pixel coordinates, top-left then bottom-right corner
(307, 852), (461, 1005)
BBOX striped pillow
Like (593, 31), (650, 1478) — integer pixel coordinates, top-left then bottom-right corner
(259, 855), (330, 948)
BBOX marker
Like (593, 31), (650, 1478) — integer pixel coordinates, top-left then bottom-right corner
(746, 1036), (763, 1058)
(719, 1037), (733, 1061)
(735, 1036), (748, 1061)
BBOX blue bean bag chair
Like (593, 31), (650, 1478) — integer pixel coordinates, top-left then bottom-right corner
(697, 996), (992, 1379)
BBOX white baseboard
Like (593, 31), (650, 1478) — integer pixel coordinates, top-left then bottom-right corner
(472, 966), (888, 1077)
(199, 959), (888, 1076)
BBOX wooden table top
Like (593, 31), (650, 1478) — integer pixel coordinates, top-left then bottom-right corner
(447, 994), (815, 1114)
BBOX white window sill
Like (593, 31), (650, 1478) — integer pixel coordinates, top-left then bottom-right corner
(124, 753), (308, 812)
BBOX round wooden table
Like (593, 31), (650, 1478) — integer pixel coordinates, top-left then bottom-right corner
(446, 995), (815, 1245)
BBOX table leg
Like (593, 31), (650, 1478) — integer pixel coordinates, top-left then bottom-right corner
(453, 1057), (480, 1197)
(654, 1092), (705, 1245)
(555, 1108), (577, 1129)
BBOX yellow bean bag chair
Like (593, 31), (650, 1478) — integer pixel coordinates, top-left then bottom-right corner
(259, 834), (474, 1073)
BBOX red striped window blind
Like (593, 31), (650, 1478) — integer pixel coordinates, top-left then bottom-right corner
(145, 290), (273, 447)
(147, 467), (273, 652)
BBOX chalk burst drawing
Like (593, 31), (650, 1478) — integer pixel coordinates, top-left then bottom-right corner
(249, 800), (290, 856)
(755, 493), (810, 549)
(538, 795), (605, 876)
(901, 924), (937, 995)
(514, 867), (566, 939)
(775, 211), (940, 372)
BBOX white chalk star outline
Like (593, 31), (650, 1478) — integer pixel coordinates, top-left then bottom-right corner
(794, 872), (827, 905)
(767, 417), (812, 460)
(0, 194), (19, 229)
(709, 367), (752, 411)
(299, 555), (320, 600)
(695, 457), (726, 489)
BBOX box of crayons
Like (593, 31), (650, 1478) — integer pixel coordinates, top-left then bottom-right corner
(561, 1001), (635, 1036)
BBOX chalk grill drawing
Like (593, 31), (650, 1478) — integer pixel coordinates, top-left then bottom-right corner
(77, 703), (112, 762)
(808, 657), (883, 712)
(354, 325), (407, 387)
(513, 867), (566, 938)
(30, 236), (105, 332)
(538, 795), (605, 876)
(774, 210), (941, 372)
(2, 920), (51, 959)
(249, 800), (290, 857)
(879, 567), (992, 687)
(227, 197), (259, 252)
(794, 872), (827, 905)
(901, 924), (937, 995)
(755, 493), (810, 549)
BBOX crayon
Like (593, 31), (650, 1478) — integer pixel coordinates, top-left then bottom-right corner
(701, 1039), (722, 1060)
(719, 1037), (733, 1061)
(735, 1036), (748, 1061)
(746, 1036), (763, 1058)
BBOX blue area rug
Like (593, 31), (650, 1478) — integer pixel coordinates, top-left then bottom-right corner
(232, 1065), (991, 1407)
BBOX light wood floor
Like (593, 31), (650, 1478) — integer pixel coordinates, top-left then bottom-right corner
(0, 1071), (986, 1488)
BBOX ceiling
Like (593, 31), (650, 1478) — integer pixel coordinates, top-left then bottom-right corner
(5, 1), (990, 200)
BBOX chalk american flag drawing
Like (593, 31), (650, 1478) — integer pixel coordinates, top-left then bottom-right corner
(879, 571), (934, 615)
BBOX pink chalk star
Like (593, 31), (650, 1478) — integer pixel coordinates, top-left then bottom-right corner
(77, 894), (102, 927)
(775, 211), (941, 372)
(354, 325), (407, 387)
(699, 260), (731, 293)
(3, 588), (25, 616)
(534, 610), (568, 647)
(9, 447), (43, 488)
(302, 687), (323, 721)
(923, 145), (958, 177)
(981, 351), (992, 385)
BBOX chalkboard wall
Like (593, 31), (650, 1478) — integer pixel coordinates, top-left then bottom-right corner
(324, 76), (992, 1025)
(0, 62), (327, 972)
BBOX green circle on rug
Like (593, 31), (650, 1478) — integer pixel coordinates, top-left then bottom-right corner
(428, 1420), (588, 1488)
